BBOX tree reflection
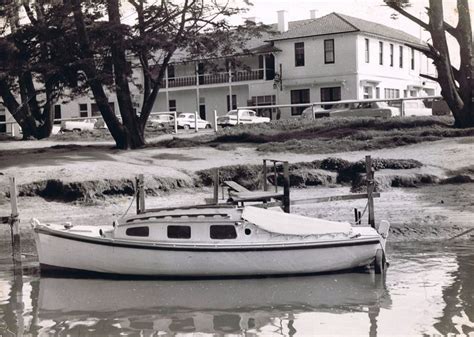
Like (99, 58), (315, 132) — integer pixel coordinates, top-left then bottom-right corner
(435, 246), (474, 335)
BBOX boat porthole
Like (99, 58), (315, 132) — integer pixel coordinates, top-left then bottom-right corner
(245, 228), (251, 235)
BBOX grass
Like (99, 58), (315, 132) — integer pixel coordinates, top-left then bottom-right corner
(209, 116), (474, 154)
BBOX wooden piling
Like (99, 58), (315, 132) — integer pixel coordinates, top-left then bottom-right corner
(136, 175), (145, 214)
(9, 177), (22, 275)
(282, 161), (290, 213)
(366, 155), (375, 228)
(263, 160), (268, 191)
(213, 169), (219, 204)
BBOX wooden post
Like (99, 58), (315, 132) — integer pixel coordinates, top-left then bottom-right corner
(213, 169), (219, 204)
(273, 161), (278, 192)
(366, 155), (375, 228)
(194, 111), (199, 132)
(283, 161), (290, 213)
(213, 109), (218, 132)
(173, 111), (178, 134)
(9, 177), (22, 275)
(136, 175), (145, 214)
(263, 160), (268, 191)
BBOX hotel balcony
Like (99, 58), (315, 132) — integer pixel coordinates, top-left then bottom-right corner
(166, 68), (271, 89)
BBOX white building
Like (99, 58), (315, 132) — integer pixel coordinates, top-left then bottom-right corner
(0, 11), (438, 132)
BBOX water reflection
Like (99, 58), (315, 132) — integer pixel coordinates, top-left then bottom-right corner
(1, 271), (390, 336)
(435, 244), (474, 335)
(1, 243), (473, 336)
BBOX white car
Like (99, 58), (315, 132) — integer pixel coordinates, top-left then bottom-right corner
(176, 113), (211, 129)
(300, 106), (329, 119)
(402, 100), (432, 116)
(217, 109), (270, 126)
(149, 114), (175, 128)
(60, 119), (97, 132)
(328, 101), (400, 118)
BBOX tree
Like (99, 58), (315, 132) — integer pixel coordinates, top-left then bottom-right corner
(0, 1), (67, 139)
(385, 0), (473, 127)
(67, 0), (266, 149)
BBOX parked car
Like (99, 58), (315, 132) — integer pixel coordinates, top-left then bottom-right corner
(402, 100), (432, 116)
(328, 101), (400, 118)
(149, 114), (175, 128)
(60, 119), (97, 132)
(300, 106), (330, 119)
(176, 113), (211, 129)
(217, 109), (270, 126)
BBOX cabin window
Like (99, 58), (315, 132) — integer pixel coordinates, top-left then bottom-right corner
(210, 225), (237, 239)
(126, 226), (149, 237)
(167, 225), (191, 239)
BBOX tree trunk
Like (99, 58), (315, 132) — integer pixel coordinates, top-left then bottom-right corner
(107, 0), (145, 149)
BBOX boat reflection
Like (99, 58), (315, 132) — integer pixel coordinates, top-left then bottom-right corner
(35, 272), (391, 335)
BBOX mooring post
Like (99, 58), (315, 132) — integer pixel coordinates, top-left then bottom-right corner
(262, 160), (268, 191)
(213, 169), (219, 204)
(9, 177), (22, 276)
(366, 155), (375, 228)
(283, 161), (290, 213)
(273, 161), (278, 192)
(136, 175), (145, 214)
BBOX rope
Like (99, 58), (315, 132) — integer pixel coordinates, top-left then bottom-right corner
(121, 192), (137, 219)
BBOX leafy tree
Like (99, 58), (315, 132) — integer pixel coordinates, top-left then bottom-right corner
(67, 0), (266, 149)
(0, 1), (73, 139)
(385, 0), (473, 127)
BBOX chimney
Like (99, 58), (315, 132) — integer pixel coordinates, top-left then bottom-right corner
(277, 10), (288, 33)
(310, 10), (318, 19)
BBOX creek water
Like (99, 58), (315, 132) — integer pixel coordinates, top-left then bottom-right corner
(0, 241), (472, 336)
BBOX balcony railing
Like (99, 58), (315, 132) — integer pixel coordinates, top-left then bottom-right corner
(167, 69), (266, 88)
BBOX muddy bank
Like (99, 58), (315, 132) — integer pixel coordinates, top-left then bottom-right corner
(1, 157), (471, 203)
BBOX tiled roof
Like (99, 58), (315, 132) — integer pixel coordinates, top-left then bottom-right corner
(267, 12), (425, 47)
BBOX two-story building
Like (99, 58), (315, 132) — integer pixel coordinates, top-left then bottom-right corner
(0, 11), (438, 132)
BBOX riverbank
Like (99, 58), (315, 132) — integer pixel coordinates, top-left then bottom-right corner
(0, 118), (473, 243)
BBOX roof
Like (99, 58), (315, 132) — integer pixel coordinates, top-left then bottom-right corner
(266, 12), (425, 47)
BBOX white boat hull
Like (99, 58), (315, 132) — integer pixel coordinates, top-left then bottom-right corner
(34, 226), (381, 276)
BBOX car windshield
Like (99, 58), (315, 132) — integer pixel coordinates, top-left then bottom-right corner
(227, 110), (238, 116)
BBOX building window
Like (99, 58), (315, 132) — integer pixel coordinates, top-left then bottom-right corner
(199, 97), (206, 120)
(390, 44), (394, 67)
(167, 225), (191, 239)
(365, 38), (370, 63)
(250, 95), (276, 118)
(376, 87), (380, 99)
(210, 225), (237, 240)
(379, 42), (383, 65)
(167, 64), (175, 80)
(384, 88), (400, 99)
(54, 105), (62, 123)
(227, 94), (237, 111)
(411, 48), (415, 70)
(399, 46), (403, 68)
(79, 103), (88, 117)
(126, 226), (149, 237)
(290, 89), (310, 115)
(320, 87), (341, 109)
(169, 99), (176, 112)
(324, 39), (335, 64)
(294, 42), (305, 67)
(0, 104), (5, 133)
(363, 86), (373, 99)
